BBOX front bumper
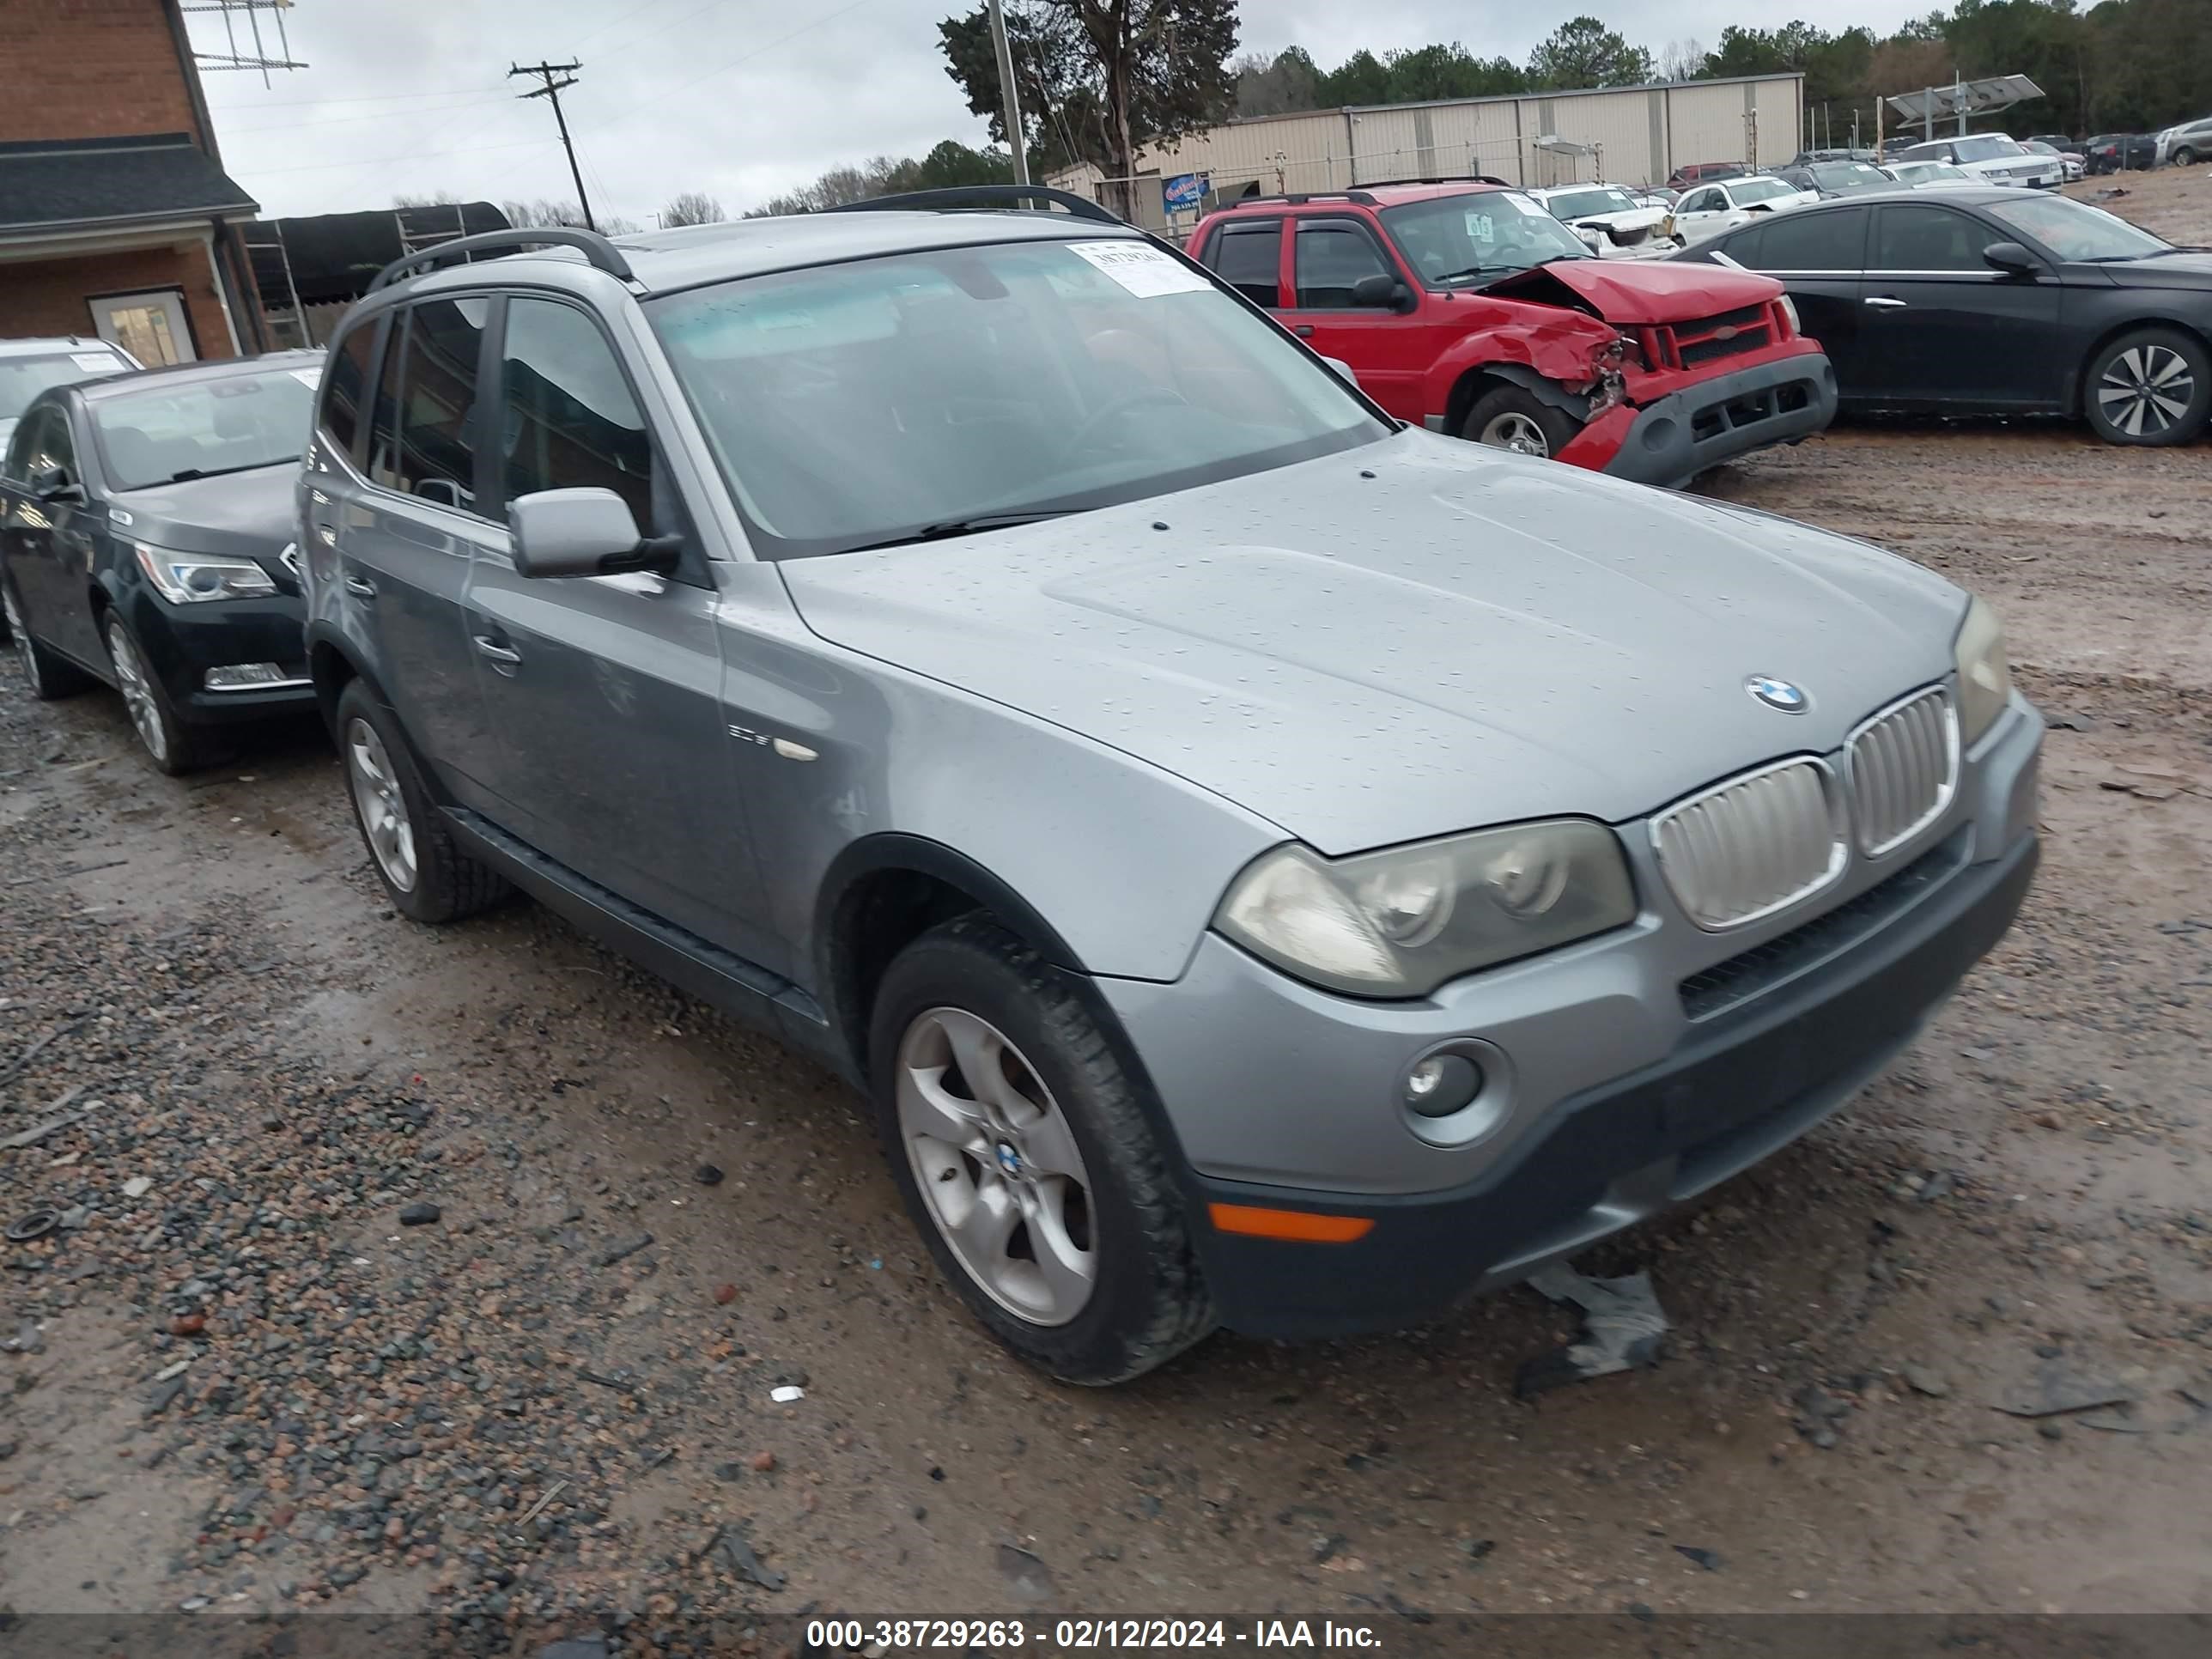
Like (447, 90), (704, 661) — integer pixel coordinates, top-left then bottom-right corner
(1574, 349), (1838, 489)
(1103, 696), (2043, 1340)
(121, 588), (314, 724)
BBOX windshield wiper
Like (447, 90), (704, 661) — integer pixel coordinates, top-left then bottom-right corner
(841, 509), (1072, 554)
(157, 458), (297, 485)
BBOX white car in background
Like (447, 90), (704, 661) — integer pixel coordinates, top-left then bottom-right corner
(1895, 134), (2062, 188)
(2022, 140), (2084, 182)
(1666, 174), (1819, 245)
(1527, 183), (1679, 258)
(2154, 114), (2212, 166)
(1881, 159), (1981, 190)
(0, 336), (138, 450)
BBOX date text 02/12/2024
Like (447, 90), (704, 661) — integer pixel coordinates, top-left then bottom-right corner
(805, 1619), (1385, 1651)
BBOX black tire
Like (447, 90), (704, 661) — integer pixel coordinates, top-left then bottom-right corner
(102, 611), (210, 775)
(2, 575), (92, 701)
(2174, 147), (2199, 167)
(2081, 326), (2212, 447)
(868, 915), (1215, 1384)
(333, 678), (507, 923)
(1461, 384), (1583, 460)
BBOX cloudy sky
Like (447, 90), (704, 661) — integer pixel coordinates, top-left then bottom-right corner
(197, 0), (1932, 225)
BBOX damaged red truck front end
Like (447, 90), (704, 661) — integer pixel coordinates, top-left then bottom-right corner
(1190, 180), (1838, 489)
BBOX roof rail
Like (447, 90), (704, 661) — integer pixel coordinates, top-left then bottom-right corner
(825, 185), (1127, 226)
(368, 227), (634, 293)
(1352, 173), (1514, 190)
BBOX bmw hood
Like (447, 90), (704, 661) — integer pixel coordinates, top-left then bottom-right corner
(780, 432), (1967, 855)
(107, 463), (301, 563)
(1482, 257), (1783, 323)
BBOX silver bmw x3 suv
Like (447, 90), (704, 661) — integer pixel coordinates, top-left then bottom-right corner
(300, 192), (2040, 1383)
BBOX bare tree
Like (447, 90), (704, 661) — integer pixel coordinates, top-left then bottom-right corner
(501, 198), (641, 235)
(660, 191), (725, 227)
(1656, 38), (1707, 82)
(392, 191), (463, 208)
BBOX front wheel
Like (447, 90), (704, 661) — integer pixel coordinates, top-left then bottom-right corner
(105, 612), (208, 775)
(2083, 327), (2211, 447)
(2174, 147), (2199, 167)
(1462, 385), (1583, 460)
(869, 916), (1215, 1384)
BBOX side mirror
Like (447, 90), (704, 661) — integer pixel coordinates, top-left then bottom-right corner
(1318, 356), (1359, 387)
(29, 464), (80, 503)
(1982, 240), (2039, 276)
(1350, 272), (1414, 312)
(507, 487), (677, 580)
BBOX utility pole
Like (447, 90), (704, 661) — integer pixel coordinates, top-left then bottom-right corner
(986, 0), (1030, 185)
(509, 59), (595, 231)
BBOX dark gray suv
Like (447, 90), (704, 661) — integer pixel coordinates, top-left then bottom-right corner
(302, 198), (2040, 1383)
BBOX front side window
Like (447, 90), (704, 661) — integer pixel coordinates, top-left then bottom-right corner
(647, 237), (1384, 561)
(1292, 221), (1395, 307)
(91, 365), (317, 491)
(371, 296), (487, 511)
(1377, 191), (1588, 285)
(1682, 188), (1723, 214)
(1203, 222), (1283, 307)
(6, 405), (72, 483)
(1987, 195), (2168, 262)
(498, 296), (653, 526)
(1873, 204), (1990, 272)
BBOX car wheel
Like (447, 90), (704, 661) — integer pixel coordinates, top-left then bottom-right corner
(103, 612), (207, 775)
(1462, 386), (1582, 460)
(334, 679), (508, 922)
(2174, 147), (2199, 167)
(2083, 327), (2212, 446)
(2, 577), (90, 702)
(869, 915), (1215, 1384)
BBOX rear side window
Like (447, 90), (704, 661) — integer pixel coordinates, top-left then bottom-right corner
(368, 296), (487, 511)
(1204, 222), (1283, 307)
(1293, 221), (1393, 307)
(1748, 206), (1868, 270)
(497, 296), (653, 527)
(318, 321), (378, 460)
(1873, 205), (1986, 271)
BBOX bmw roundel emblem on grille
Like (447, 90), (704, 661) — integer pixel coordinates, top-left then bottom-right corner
(1747, 674), (1809, 714)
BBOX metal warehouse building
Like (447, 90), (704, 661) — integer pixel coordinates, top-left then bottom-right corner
(1048, 71), (1806, 229)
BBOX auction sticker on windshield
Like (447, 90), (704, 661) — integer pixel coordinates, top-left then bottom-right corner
(1066, 240), (1212, 298)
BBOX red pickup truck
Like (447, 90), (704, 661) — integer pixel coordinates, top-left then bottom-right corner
(1189, 179), (1838, 487)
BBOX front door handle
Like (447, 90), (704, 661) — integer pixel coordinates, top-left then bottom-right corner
(1293, 324), (1315, 337)
(343, 574), (377, 599)
(1863, 295), (1908, 309)
(472, 634), (522, 667)
(313, 522), (338, 548)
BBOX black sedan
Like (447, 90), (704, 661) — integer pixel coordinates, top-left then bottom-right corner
(1674, 187), (2212, 445)
(0, 351), (323, 773)
(2082, 133), (2158, 174)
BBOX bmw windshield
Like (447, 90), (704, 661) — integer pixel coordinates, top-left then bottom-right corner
(1379, 191), (1589, 286)
(647, 237), (1386, 560)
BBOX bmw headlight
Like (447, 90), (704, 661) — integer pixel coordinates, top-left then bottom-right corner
(1214, 821), (1638, 998)
(135, 544), (278, 604)
(1954, 593), (2012, 744)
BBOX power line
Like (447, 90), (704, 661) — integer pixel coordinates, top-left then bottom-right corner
(589, 0), (882, 135)
(216, 92), (509, 134)
(207, 83), (503, 110)
(510, 60), (596, 232)
(241, 134), (552, 178)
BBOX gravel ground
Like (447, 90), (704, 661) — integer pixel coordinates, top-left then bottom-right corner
(2, 179), (2209, 1650)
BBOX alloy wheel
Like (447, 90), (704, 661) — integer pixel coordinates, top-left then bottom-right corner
(896, 1006), (1097, 1327)
(106, 622), (167, 764)
(2097, 343), (2197, 438)
(345, 716), (418, 892)
(1480, 410), (1553, 456)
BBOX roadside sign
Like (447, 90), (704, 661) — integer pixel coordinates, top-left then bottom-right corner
(1162, 172), (1209, 213)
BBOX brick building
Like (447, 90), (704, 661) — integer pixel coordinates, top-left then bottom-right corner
(0, 0), (266, 362)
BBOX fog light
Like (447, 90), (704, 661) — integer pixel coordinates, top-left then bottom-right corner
(204, 663), (288, 690)
(1402, 1053), (1481, 1118)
